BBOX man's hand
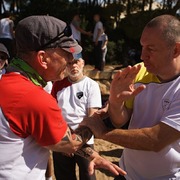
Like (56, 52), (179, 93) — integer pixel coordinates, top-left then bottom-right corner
(93, 102), (109, 120)
(80, 103), (110, 138)
(75, 126), (93, 143)
(88, 152), (127, 176)
(74, 143), (126, 176)
(109, 64), (146, 104)
(81, 118), (108, 139)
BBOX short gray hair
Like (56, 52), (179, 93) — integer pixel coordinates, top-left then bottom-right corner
(146, 15), (180, 46)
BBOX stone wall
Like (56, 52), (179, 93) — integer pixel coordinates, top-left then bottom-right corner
(84, 65), (122, 97)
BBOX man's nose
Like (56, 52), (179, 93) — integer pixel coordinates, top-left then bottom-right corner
(72, 62), (77, 67)
(141, 48), (149, 61)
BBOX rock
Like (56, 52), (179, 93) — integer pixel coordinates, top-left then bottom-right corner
(84, 65), (122, 96)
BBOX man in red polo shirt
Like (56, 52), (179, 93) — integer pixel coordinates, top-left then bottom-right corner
(0, 15), (126, 180)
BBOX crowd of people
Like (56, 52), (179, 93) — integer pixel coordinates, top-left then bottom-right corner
(0, 11), (179, 180)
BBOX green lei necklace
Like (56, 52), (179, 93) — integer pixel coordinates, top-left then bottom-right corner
(9, 58), (47, 87)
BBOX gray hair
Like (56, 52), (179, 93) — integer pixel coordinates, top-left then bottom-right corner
(146, 15), (180, 46)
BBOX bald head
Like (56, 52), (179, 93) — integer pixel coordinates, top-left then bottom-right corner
(145, 15), (180, 46)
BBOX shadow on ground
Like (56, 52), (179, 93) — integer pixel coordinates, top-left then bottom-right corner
(99, 148), (124, 158)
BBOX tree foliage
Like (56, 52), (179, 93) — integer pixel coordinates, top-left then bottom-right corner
(0, 0), (179, 65)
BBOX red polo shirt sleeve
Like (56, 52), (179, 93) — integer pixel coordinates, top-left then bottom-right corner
(1, 74), (67, 146)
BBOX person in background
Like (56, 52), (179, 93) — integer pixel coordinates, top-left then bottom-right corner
(82, 14), (180, 180)
(0, 15), (126, 180)
(93, 14), (104, 71)
(70, 14), (92, 45)
(52, 53), (102, 180)
(0, 43), (9, 73)
(0, 11), (14, 60)
(101, 26), (108, 71)
(70, 14), (92, 60)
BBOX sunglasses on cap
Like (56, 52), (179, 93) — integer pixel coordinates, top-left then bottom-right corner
(38, 25), (72, 50)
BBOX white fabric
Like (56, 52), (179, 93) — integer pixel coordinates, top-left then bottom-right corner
(0, 18), (14, 39)
(0, 108), (49, 180)
(46, 177), (52, 180)
(101, 32), (108, 49)
(93, 21), (103, 42)
(120, 76), (180, 179)
(56, 76), (102, 144)
(0, 68), (6, 79)
(44, 81), (53, 94)
(70, 23), (81, 42)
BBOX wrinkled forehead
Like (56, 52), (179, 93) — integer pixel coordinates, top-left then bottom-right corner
(67, 58), (84, 65)
(140, 26), (163, 45)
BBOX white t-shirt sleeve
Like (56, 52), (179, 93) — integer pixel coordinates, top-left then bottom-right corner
(97, 21), (103, 30)
(87, 80), (102, 108)
(161, 97), (180, 132)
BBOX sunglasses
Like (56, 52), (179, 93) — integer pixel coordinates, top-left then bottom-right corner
(38, 25), (72, 50)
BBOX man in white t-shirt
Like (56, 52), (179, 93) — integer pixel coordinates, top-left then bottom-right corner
(82, 14), (180, 180)
(52, 54), (102, 180)
(93, 14), (104, 71)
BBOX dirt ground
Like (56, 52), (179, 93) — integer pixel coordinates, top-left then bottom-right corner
(52, 139), (124, 180)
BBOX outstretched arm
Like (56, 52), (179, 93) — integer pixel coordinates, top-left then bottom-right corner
(77, 26), (92, 36)
(81, 113), (180, 152)
(103, 122), (180, 152)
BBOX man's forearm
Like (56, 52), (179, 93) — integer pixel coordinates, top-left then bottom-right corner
(53, 126), (97, 160)
(68, 126), (98, 160)
(108, 101), (131, 128)
(102, 122), (180, 152)
(103, 128), (154, 151)
(47, 127), (85, 152)
(75, 144), (98, 161)
(75, 125), (93, 143)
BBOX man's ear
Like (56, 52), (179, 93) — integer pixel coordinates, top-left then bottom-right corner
(80, 58), (85, 67)
(173, 42), (180, 58)
(37, 50), (48, 69)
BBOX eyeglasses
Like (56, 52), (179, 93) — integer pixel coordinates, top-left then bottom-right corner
(38, 25), (72, 50)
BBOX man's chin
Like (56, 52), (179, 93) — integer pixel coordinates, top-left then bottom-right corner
(68, 72), (80, 78)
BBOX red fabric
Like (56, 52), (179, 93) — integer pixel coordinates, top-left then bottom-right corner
(0, 73), (67, 146)
(51, 77), (72, 99)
